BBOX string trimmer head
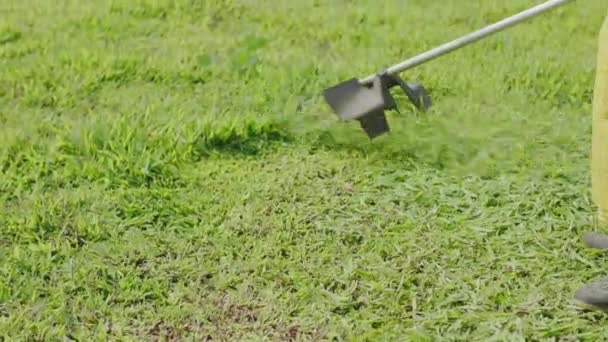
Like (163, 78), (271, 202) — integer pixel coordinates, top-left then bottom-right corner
(321, 0), (574, 140)
(323, 72), (431, 139)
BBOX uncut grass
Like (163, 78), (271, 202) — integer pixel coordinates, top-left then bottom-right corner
(1, 0), (599, 166)
(1, 0), (608, 340)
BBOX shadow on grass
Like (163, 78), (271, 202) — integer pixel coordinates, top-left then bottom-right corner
(190, 120), (295, 159)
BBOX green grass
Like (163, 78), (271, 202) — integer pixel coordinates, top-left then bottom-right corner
(1, 0), (608, 340)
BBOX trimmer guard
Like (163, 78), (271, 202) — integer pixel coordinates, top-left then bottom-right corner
(322, 72), (431, 139)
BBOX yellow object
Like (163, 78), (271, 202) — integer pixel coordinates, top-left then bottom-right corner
(592, 13), (608, 226)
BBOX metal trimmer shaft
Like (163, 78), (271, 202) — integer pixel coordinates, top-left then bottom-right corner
(323, 0), (576, 139)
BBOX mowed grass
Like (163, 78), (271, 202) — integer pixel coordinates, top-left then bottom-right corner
(1, 0), (608, 340)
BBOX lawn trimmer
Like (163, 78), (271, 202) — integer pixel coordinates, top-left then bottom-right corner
(322, 0), (575, 139)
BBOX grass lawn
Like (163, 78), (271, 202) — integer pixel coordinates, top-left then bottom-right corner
(2, 0), (608, 340)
